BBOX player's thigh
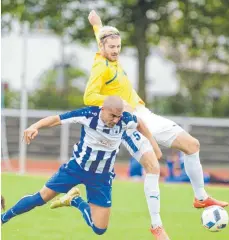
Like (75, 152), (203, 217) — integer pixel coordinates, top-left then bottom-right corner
(122, 131), (159, 173)
(122, 129), (153, 162)
(89, 203), (111, 228)
(135, 106), (184, 148)
(171, 131), (200, 154)
(45, 159), (83, 194)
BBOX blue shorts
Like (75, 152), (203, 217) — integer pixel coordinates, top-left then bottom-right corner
(45, 159), (115, 208)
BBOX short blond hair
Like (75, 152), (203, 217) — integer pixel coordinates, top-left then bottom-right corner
(98, 26), (120, 43)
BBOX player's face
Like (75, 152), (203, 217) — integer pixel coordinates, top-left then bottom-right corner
(101, 107), (123, 128)
(102, 37), (121, 62)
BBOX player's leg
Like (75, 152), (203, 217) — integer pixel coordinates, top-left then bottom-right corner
(50, 167), (113, 235)
(171, 131), (208, 200)
(122, 131), (170, 240)
(135, 105), (228, 208)
(51, 191), (109, 235)
(89, 203), (110, 229)
(1, 158), (85, 225)
(171, 131), (228, 207)
(1, 186), (56, 224)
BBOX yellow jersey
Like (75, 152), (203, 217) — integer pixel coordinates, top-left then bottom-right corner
(83, 25), (145, 109)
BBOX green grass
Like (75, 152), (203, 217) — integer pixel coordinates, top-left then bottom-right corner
(1, 173), (229, 240)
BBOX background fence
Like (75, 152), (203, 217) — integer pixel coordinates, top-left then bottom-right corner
(1, 109), (229, 173)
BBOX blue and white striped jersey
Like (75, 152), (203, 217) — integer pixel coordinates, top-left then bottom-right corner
(59, 106), (138, 174)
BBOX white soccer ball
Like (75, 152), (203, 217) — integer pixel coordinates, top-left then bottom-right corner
(201, 205), (229, 232)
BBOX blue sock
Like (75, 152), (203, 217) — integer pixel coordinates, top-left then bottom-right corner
(1, 192), (46, 224)
(71, 197), (107, 235)
(71, 197), (93, 227)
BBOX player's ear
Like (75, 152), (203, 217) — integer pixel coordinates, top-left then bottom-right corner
(99, 41), (104, 50)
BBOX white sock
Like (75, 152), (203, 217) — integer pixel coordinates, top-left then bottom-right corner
(184, 151), (208, 200)
(144, 173), (162, 228)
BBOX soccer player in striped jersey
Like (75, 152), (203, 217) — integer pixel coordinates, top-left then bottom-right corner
(1, 96), (163, 237)
(84, 10), (228, 238)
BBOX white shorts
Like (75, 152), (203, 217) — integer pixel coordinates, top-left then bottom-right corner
(122, 129), (153, 162)
(134, 105), (184, 148)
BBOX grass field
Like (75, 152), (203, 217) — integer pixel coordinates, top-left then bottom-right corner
(1, 173), (229, 240)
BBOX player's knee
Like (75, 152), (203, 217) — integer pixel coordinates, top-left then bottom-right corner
(39, 186), (57, 202)
(140, 152), (160, 174)
(92, 224), (107, 235)
(187, 137), (200, 154)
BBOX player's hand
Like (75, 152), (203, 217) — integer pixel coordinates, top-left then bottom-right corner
(23, 127), (38, 145)
(149, 138), (162, 160)
(88, 10), (102, 27)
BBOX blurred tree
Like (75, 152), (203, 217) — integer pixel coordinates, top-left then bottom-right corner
(1, 0), (178, 103)
(156, 0), (229, 117)
(3, 89), (21, 108)
(2, 0), (229, 115)
(29, 63), (87, 110)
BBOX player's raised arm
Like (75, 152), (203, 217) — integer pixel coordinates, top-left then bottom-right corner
(23, 115), (61, 145)
(88, 10), (103, 46)
(137, 117), (162, 160)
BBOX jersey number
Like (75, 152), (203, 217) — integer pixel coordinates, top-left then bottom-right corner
(133, 131), (141, 141)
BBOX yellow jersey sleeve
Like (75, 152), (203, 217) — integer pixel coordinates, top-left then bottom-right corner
(84, 61), (109, 106)
(93, 25), (101, 47)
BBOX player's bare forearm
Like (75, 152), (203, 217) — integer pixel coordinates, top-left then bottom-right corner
(137, 118), (162, 160)
(23, 115), (61, 145)
(31, 115), (61, 129)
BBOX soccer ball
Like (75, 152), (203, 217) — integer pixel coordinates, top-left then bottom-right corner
(201, 205), (229, 232)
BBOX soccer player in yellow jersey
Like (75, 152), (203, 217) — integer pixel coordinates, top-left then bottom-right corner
(84, 10), (228, 239)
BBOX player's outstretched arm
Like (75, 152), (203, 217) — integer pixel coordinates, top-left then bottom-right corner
(137, 118), (162, 160)
(23, 115), (61, 145)
(88, 10), (103, 46)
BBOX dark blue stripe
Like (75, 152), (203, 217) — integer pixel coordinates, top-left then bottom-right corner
(122, 131), (138, 153)
(121, 112), (134, 125)
(103, 128), (110, 134)
(89, 116), (99, 130)
(133, 115), (137, 123)
(80, 146), (93, 169)
(105, 70), (117, 85)
(74, 126), (85, 158)
(103, 150), (117, 173)
(89, 150), (106, 172)
(117, 119), (122, 133)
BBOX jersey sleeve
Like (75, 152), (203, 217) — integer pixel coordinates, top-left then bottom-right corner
(83, 62), (109, 106)
(59, 108), (91, 125)
(122, 112), (138, 130)
(93, 25), (101, 48)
